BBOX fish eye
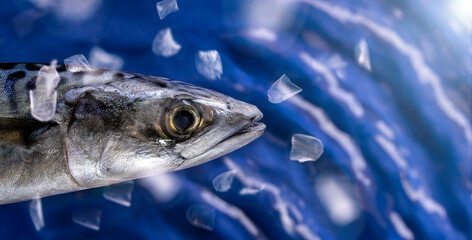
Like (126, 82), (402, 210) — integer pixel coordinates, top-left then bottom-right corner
(170, 106), (200, 133)
(159, 100), (212, 141)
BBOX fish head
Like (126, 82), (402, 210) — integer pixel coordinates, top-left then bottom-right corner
(64, 75), (265, 188)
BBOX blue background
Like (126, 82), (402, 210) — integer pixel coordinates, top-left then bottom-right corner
(0, 0), (471, 239)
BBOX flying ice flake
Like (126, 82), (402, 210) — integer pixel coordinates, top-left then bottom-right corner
(89, 47), (124, 69)
(186, 204), (215, 231)
(12, 9), (46, 37)
(195, 50), (223, 80)
(152, 28), (181, 57)
(267, 74), (302, 103)
(72, 208), (103, 231)
(315, 176), (360, 225)
(55, 0), (101, 23)
(138, 173), (181, 202)
(239, 184), (266, 195)
(64, 54), (92, 72)
(212, 170), (236, 192)
(326, 54), (348, 80)
(103, 181), (135, 207)
(29, 0), (55, 9)
(245, 27), (277, 42)
(29, 198), (45, 231)
(30, 60), (60, 122)
(290, 134), (324, 162)
(355, 39), (372, 71)
(156, 0), (179, 20)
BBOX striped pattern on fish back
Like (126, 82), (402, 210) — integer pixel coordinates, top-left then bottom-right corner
(0, 63), (119, 120)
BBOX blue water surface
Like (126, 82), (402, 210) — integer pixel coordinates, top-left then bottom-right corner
(0, 0), (471, 239)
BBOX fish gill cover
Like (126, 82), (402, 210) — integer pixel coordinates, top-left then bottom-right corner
(0, 0), (471, 239)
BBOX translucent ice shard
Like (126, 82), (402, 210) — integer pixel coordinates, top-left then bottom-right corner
(152, 28), (181, 57)
(12, 9), (45, 37)
(186, 204), (215, 231)
(29, 198), (45, 231)
(239, 185), (265, 195)
(64, 54), (92, 72)
(393, 8), (403, 19)
(246, 27), (277, 42)
(89, 46), (124, 70)
(195, 50), (223, 80)
(72, 208), (102, 231)
(267, 74), (302, 103)
(156, 0), (179, 20)
(315, 177), (360, 226)
(55, 0), (101, 23)
(138, 173), (181, 202)
(103, 181), (135, 207)
(326, 54), (348, 70)
(29, 0), (54, 9)
(30, 60), (60, 122)
(290, 134), (324, 162)
(355, 39), (372, 71)
(212, 170), (236, 192)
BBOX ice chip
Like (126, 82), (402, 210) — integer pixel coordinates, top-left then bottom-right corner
(72, 208), (102, 231)
(268, 74), (302, 104)
(212, 170), (236, 192)
(195, 50), (223, 80)
(186, 204), (215, 231)
(355, 39), (372, 71)
(89, 46), (124, 70)
(152, 28), (181, 57)
(12, 9), (45, 37)
(326, 54), (348, 70)
(29, 198), (45, 231)
(246, 27), (277, 42)
(290, 134), (324, 162)
(138, 173), (181, 202)
(103, 181), (135, 207)
(315, 176), (360, 226)
(239, 185), (265, 195)
(393, 8), (403, 19)
(55, 0), (101, 22)
(156, 0), (179, 20)
(64, 54), (92, 72)
(29, 0), (55, 9)
(30, 60), (60, 122)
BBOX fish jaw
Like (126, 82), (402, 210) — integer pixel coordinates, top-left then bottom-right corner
(175, 122), (266, 170)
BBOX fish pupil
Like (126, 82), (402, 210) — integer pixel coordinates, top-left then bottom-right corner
(173, 109), (195, 131)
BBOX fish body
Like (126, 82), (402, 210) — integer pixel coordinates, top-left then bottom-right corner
(0, 62), (265, 204)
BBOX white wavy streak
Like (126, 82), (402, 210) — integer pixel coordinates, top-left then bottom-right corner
(400, 175), (447, 218)
(299, 52), (364, 118)
(297, 0), (472, 145)
(245, 27), (278, 42)
(223, 157), (320, 240)
(201, 190), (261, 238)
(389, 211), (414, 240)
(374, 134), (407, 169)
(375, 120), (395, 139)
(289, 96), (371, 186)
(375, 135), (446, 219)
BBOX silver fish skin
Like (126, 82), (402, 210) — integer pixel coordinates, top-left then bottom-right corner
(0, 62), (265, 204)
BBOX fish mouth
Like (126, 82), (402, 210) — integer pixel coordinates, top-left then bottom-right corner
(176, 120), (266, 170)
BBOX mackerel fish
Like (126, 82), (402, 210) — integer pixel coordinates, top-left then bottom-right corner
(0, 62), (265, 204)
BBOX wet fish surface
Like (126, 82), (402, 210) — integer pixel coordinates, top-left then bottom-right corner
(0, 62), (265, 205)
